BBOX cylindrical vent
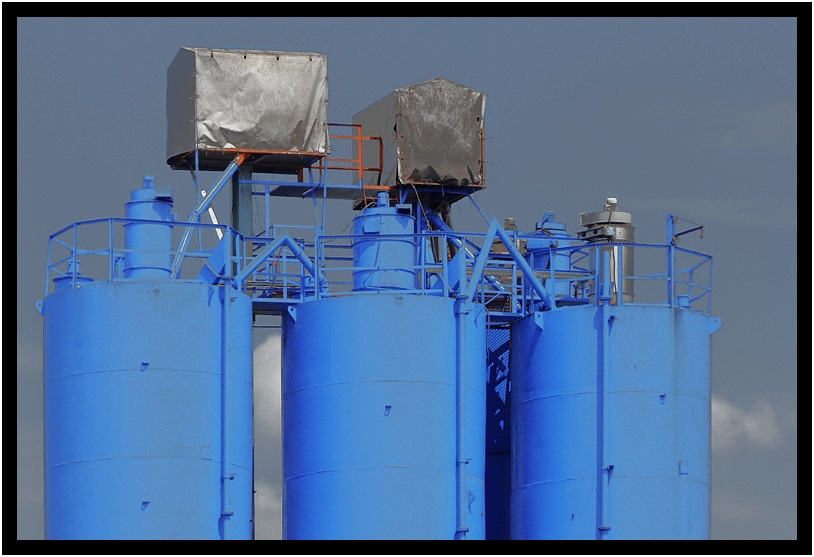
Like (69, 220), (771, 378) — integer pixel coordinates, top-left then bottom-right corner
(282, 294), (486, 539)
(578, 199), (634, 304)
(53, 259), (94, 290)
(352, 202), (416, 291)
(510, 305), (712, 539)
(124, 176), (174, 279)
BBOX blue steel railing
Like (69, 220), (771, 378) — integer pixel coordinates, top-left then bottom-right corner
(241, 231), (713, 317)
(45, 219), (713, 318)
(44, 217), (244, 297)
(526, 241), (713, 316)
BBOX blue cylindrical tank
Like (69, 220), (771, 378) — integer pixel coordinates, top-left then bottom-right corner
(124, 176), (174, 279)
(352, 193), (416, 291)
(510, 304), (716, 539)
(42, 177), (253, 539)
(526, 212), (572, 302)
(281, 294), (486, 539)
(43, 280), (253, 539)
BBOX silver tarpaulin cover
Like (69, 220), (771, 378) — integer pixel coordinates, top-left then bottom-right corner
(166, 48), (330, 170)
(353, 77), (486, 188)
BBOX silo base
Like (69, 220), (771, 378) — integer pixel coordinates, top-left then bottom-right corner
(281, 293), (486, 539)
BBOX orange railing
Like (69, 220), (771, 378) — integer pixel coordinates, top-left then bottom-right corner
(323, 123), (387, 206)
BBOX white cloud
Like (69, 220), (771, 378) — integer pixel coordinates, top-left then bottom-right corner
(253, 478), (283, 540)
(253, 332), (282, 437)
(252, 331), (284, 539)
(711, 395), (782, 452)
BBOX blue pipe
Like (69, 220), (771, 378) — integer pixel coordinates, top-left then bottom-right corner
(598, 248), (612, 539)
(221, 283), (235, 539)
(172, 154), (245, 277)
(454, 296), (470, 540)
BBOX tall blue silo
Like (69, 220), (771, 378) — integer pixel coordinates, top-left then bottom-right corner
(509, 200), (720, 540)
(41, 178), (254, 539)
(281, 193), (487, 539)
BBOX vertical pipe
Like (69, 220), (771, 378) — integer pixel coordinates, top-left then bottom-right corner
(667, 215), (675, 308)
(708, 256), (713, 316)
(45, 233), (53, 298)
(109, 219), (115, 282)
(454, 296), (469, 540)
(597, 249), (612, 539)
(221, 232), (234, 539)
(72, 223), (78, 288)
(265, 183), (270, 239)
(357, 124), (364, 187)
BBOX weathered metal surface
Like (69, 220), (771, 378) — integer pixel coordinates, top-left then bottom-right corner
(167, 48), (330, 172)
(353, 77), (486, 189)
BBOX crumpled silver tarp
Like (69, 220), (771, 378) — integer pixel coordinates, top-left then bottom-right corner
(166, 48), (330, 171)
(353, 77), (486, 188)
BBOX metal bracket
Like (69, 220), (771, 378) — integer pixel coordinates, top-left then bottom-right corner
(534, 311), (544, 330)
(287, 305), (297, 322)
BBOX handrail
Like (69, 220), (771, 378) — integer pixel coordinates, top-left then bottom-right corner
(46, 217), (713, 317)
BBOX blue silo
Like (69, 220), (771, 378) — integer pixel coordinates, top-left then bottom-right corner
(41, 178), (254, 539)
(281, 193), (487, 539)
(509, 200), (720, 539)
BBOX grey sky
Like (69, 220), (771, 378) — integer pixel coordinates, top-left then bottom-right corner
(17, 17), (797, 540)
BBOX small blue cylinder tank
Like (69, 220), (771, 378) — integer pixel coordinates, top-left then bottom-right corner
(281, 294), (486, 539)
(352, 193), (416, 291)
(510, 304), (715, 539)
(124, 176), (174, 279)
(526, 212), (572, 302)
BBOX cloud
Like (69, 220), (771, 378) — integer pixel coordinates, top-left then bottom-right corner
(252, 331), (284, 539)
(253, 478), (283, 540)
(253, 332), (282, 437)
(711, 395), (782, 452)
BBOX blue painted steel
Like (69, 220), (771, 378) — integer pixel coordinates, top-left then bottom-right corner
(172, 155), (243, 278)
(526, 213), (571, 301)
(124, 176), (174, 279)
(43, 179), (253, 539)
(484, 325), (511, 540)
(43, 279), (253, 539)
(510, 304), (713, 539)
(53, 259), (93, 291)
(352, 194), (416, 291)
(281, 294), (486, 539)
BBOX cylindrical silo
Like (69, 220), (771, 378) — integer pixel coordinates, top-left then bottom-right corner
(42, 180), (253, 539)
(282, 193), (486, 538)
(281, 294), (486, 539)
(510, 302), (719, 539)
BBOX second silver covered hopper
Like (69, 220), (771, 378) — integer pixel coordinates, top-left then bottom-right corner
(353, 77), (486, 192)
